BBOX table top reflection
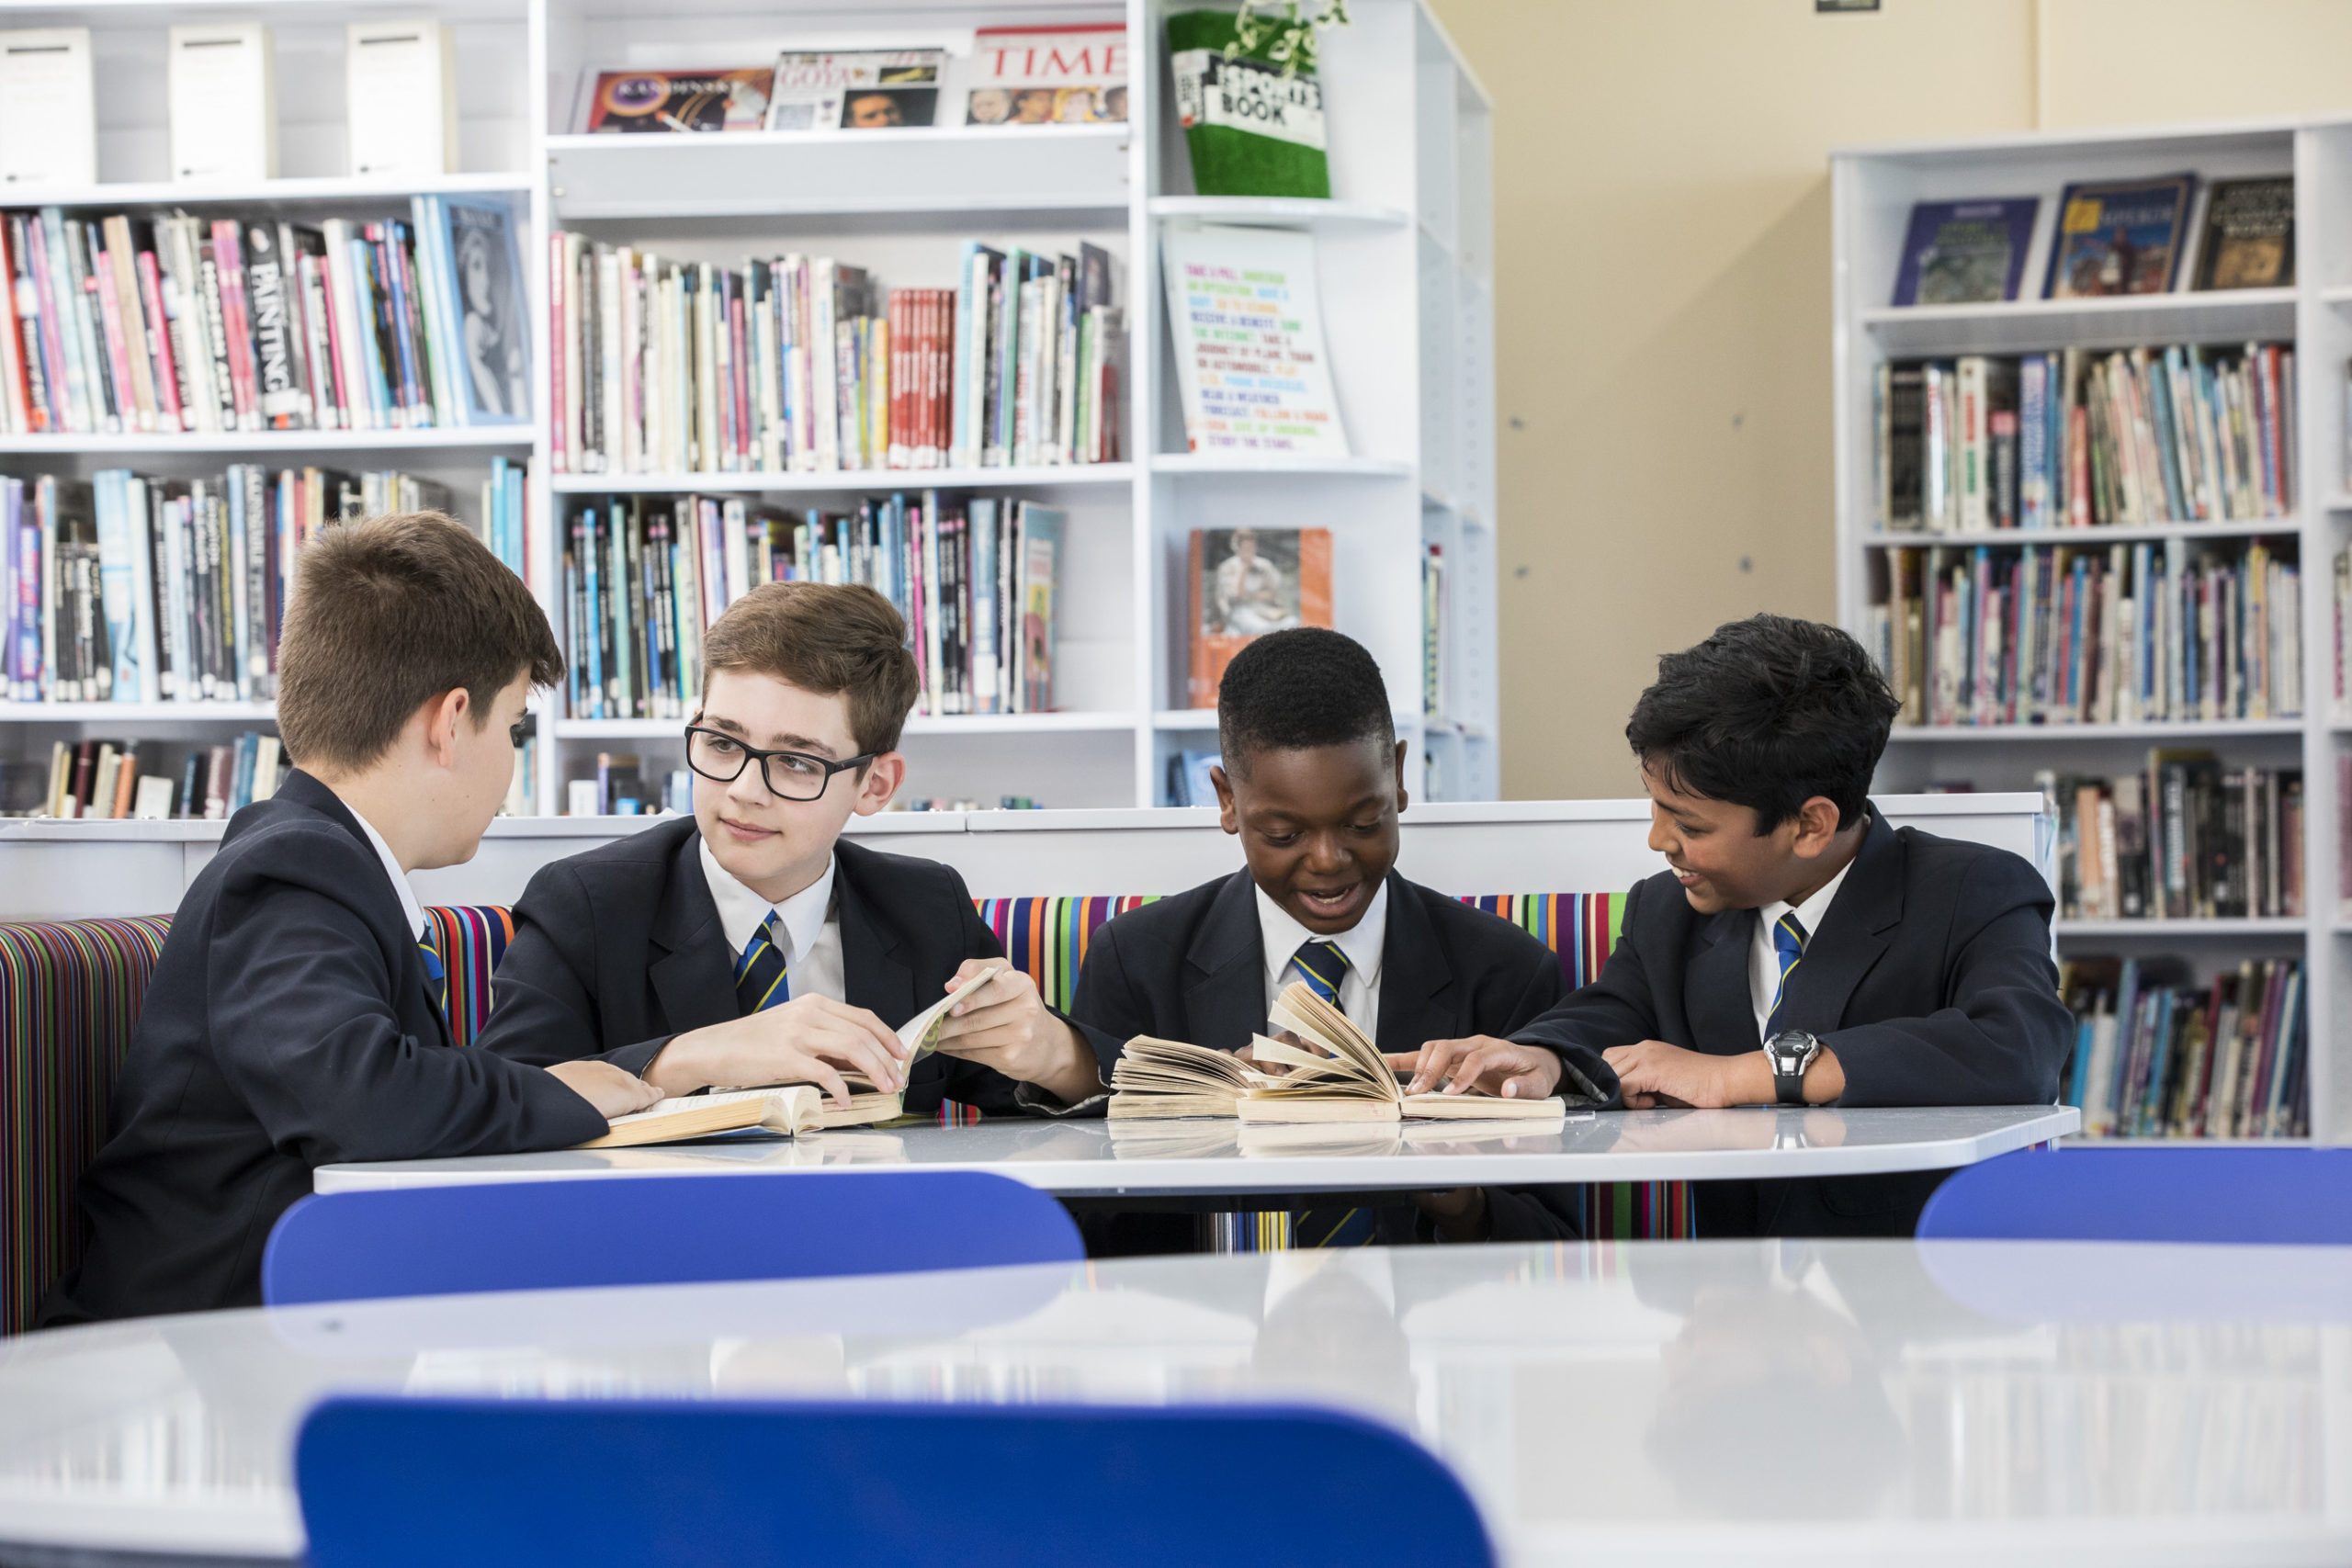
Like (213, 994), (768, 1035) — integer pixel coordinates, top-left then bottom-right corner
(3, 1235), (2347, 1567)
(313, 1104), (2080, 1196)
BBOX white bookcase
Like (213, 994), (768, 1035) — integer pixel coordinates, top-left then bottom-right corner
(0, 0), (1498, 816)
(1831, 116), (2352, 1146)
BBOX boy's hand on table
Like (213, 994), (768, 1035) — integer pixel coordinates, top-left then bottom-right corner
(932, 960), (1105, 1105)
(649, 998), (910, 1107)
(1603, 1040), (1754, 1109)
(548, 1060), (665, 1119)
(1396, 1037), (1564, 1100)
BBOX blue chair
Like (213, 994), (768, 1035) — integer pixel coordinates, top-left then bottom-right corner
(1918, 1146), (2352, 1245)
(263, 1171), (1083, 1306)
(297, 1397), (1497, 1568)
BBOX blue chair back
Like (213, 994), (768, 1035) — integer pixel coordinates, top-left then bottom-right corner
(1918, 1146), (2352, 1245)
(297, 1397), (1496, 1568)
(263, 1171), (1083, 1305)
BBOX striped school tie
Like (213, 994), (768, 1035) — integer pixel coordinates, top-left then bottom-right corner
(416, 931), (447, 1010)
(735, 911), (791, 1016)
(1286, 939), (1374, 1247)
(1765, 911), (1808, 1033)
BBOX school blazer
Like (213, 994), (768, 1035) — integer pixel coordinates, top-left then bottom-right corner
(1511, 807), (2074, 1237)
(40, 772), (606, 1326)
(1071, 868), (1566, 1067)
(474, 817), (1116, 1117)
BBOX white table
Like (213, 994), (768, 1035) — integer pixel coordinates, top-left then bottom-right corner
(4, 1236), (2346, 1567)
(312, 1105), (2080, 1196)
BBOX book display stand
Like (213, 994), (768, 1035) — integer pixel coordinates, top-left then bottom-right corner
(0, 0), (1499, 815)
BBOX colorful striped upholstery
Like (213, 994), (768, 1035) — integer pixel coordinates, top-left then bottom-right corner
(424, 905), (518, 1048)
(1, 917), (172, 1338)
(977, 896), (1157, 1012)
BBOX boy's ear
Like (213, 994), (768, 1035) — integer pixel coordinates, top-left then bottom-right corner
(849, 752), (905, 817)
(1209, 762), (1239, 835)
(421, 688), (469, 768)
(1791, 795), (1845, 855)
(1392, 739), (1410, 815)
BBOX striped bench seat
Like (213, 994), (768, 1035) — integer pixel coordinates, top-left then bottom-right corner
(2, 889), (1686, 1335)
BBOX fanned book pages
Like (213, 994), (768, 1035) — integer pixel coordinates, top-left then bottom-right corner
(1108, 980), (1566, 1123)
(576, 1084), (903, 1149)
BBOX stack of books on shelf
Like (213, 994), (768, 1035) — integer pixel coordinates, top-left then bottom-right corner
(1873, 344), (2295, 535)
(561, 492), (1060, 721)
(547, 236), (1123, 475)
(3, 464), (523, 705)
(2040, 761), (2303, 921)
(0, 197), (532, 436)
(1867, 536), (2301, 728)
(2061, 954), (2306, 1140)
(28, 731), (280, 819)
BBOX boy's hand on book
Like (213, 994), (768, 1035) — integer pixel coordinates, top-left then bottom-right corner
(1400, 1037), (1564, 1100)
(648, 998), (910, 1106)
(547, 1060), (666, 1120)
(932, 961), (1105, 1105)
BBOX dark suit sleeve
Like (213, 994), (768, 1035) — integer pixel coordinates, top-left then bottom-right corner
(209, 844), (608, 1163)
(1504, 880), (1667, 1105)
(1069, 918), (1150, 1073)
(937, 874), (1114, 1119)
(475, 862), (675, 1077)
(1826, 852), (2071, 1106)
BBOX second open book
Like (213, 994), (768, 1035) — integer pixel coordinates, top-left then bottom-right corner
(1110, 981), (1568, 1123)
(574, 964), (1005, 1149)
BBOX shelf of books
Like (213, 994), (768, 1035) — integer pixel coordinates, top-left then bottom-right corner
(0, 0), (1502, 823)
(1833, 115), (2352, 1145)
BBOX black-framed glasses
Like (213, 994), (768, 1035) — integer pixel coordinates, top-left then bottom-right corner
(684, 725), (875, 802)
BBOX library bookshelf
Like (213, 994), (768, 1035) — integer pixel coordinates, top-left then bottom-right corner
(1832, 116), (2352, 1145)
(0, 0), (1499, 816)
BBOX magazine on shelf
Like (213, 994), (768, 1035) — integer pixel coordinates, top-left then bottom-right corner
(967, 25), (1126, 125)
(1890, 198), (2037, 306)
(1161, 224), (1347, 458)
(2042, 174), (2197, 299)
(581, 68), (775, 134)
(766, 50), (944, 130)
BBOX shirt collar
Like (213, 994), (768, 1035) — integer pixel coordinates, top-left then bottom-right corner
(343, 801), (427, 943)
(1254, 877), (1388, 994)
(1759, 854), (1855, 948)
(700, 836), (836, 964)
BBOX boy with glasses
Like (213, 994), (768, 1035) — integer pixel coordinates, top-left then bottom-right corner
(476, 581), (1108, 1114)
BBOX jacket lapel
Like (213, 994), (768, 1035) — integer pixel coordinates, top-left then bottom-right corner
(1775, 809), (1901, 1038)
(1374, 875), (1454, 1057)
(1182, 871), (1273, 1053)
(648, 829), (741, 1035)
(1686, 907), (1760, 1054)
(836, 843), (918, 1031)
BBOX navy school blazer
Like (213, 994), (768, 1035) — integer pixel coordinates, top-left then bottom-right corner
(474, 816), (1119, 1117)
(1512, 807), (2074, 1237)
(40, 771), (607, 1325)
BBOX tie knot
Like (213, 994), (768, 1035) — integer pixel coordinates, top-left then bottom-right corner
(1774, 912), (1808, 956)
(1291, 940), (1350, 1006)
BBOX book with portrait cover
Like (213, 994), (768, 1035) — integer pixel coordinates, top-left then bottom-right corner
(1891, 197), (2038, 306)
(1187, 525), (1331, 707)
(582, 69), (774, 133)
(2043, 174), (2197, 299)
(765, 51), (944, 131)
(966, 24), (1126, 125)
(2193, 175), (2294, 290)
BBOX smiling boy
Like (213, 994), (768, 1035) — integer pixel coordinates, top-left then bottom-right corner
(476, 581), (1107, 1114)
(1406, 614), (2073, 1237)
(1071, 627), (1568, 1245)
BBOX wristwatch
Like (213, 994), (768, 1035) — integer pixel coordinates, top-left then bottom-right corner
(1763, 1029), (1822, 1105)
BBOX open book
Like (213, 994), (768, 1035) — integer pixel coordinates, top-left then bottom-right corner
(1109, 980), (1567, 1123)
(572, 963), (1007, 1149)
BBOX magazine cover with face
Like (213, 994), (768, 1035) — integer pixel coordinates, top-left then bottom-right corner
(1186, 526), (1333, 706)
(766, 51), (944, 130)
(582, 69), (773, 133)
(2043, 174), (2196, 299)
(437, 198), (531, 424)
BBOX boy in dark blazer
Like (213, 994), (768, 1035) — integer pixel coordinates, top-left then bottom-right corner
(1072, 628), (1571, 1244)
(1406, 615), (2074, 1237)
(477, 582), (1109, 1116)
(42, 515), (656, 1325)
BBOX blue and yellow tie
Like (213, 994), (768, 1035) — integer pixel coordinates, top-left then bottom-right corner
(1765, 911), (1808, 1033)
(734, 911), (791, 1016)
(415, 931), (446, 1009)
(1287, 938), (1374, 1247)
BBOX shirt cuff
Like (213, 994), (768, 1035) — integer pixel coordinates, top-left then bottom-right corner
(1012, 1080), (1110, 1119)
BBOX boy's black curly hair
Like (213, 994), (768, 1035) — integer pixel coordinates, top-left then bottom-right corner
(1216, 627), (1393, 775)
(1627, 614), (1900, 832)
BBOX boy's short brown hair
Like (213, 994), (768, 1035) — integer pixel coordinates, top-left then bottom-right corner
(276, 512), (563, 773)
(699, 581), (921, 756)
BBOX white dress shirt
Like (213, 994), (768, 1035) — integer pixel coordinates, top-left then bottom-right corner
(699, 838), (844, 1004)
(1748, 855), (1857, 1044)
(345, 803), (427, 943)
(1255, 880), (1388, 1034)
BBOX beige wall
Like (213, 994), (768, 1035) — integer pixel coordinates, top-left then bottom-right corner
(1428, 0), (2352, 799)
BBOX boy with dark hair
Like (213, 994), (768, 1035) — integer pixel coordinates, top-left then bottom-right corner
(1072, 626), (1569, 1244)
(43, 514), (658, 1325)
(1407, 614), (2074, 1237)
(477, 581), (1107, 1114)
